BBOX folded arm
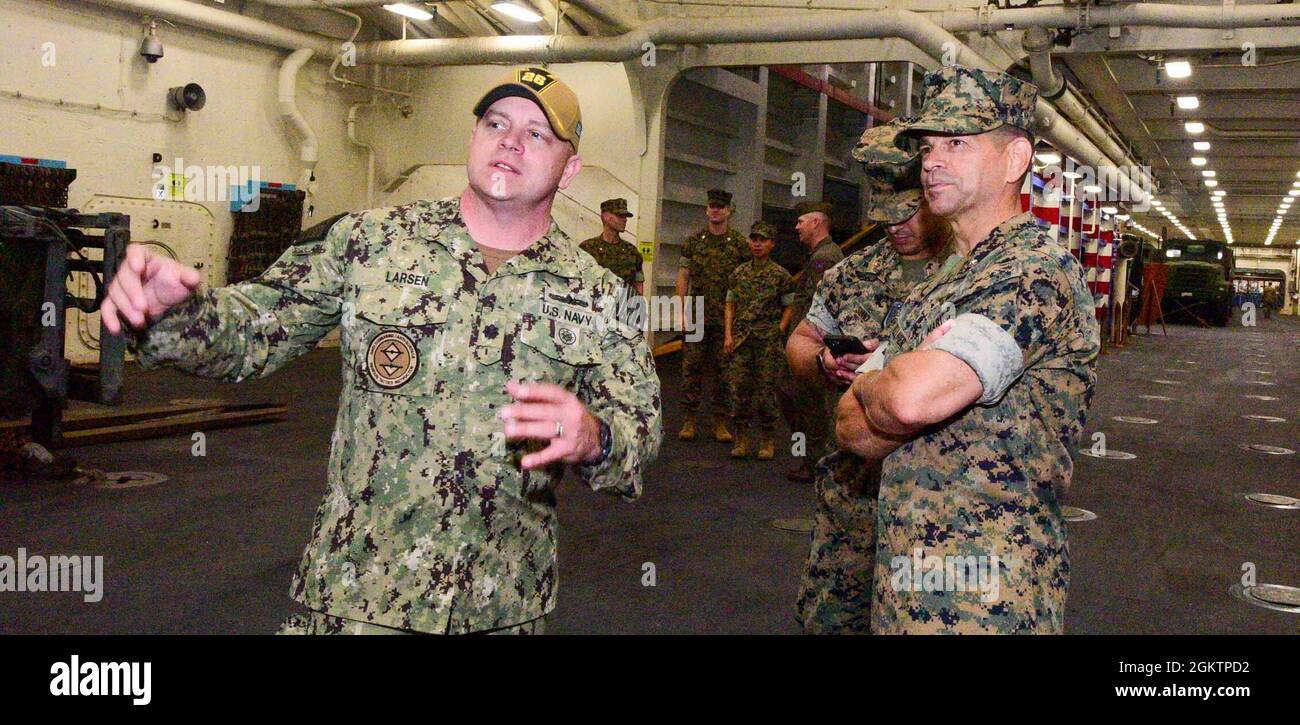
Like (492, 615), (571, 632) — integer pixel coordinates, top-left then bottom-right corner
(836, 313), (1024, 459)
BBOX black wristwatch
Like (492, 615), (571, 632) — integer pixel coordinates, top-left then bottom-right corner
(584, 418), (613, 466)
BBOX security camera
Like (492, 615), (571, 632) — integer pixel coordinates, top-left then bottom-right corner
(140, 18), (163, 63)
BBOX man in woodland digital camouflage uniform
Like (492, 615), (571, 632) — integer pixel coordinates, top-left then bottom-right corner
(676, 188), (749, 443)
(781, 201), (843, 482)
(724, 221), (796, 461)
(835, 65), (1099, 634)
(789, 119), (952, 633)
(581, 197), (644, 295)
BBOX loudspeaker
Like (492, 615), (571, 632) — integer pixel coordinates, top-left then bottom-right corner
(168, 83), (206, 112)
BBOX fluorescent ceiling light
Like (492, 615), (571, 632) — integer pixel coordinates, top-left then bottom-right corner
(1202, 170), (1216, 177)
(1204, 179), (1218, 187)
(1176, 96), (1200, 110)
(1190, 157), (1207, 166)
(1290, 189), (1300, 196)
(1062, 170), (1082, 180)
(1165, 60), (1193, 78)
(1192, 141), (1211, 151)
(1185, 121), (1205, 134)
(492, 2), (544, 22)
(1034, 151), (1062, 164)
(1082, 184), (1102, 194)
(383, 3), (433, 20)
(1101, 206), (1119, 214)
(1213, 190), (1226, 196)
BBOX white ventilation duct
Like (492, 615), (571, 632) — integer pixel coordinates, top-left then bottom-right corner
(278, 48), (319, 201)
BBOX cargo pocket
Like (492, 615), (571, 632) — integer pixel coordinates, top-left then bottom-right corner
(351, 288), (452, 397)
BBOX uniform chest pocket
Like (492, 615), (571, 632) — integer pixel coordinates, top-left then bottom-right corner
(514, 319), (603, 385)
(350, 288), (452, 397)
(937, 271), (1022, 327)
(848, 290), (891, 331)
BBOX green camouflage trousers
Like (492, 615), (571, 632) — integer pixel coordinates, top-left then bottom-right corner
(681, 324), (729, 417)
(278, 610), (546, 635)
(795, 451), (881, 634)
(728, 334), (783, 432)
(778, 375), (832, 463)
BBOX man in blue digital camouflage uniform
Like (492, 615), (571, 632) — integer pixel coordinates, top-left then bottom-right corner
(100, 67), (662, 635)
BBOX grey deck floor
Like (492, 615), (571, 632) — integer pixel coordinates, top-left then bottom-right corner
(2, 316), (1296, 634)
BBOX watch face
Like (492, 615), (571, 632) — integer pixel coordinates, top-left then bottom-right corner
(598, 420), (612, 460)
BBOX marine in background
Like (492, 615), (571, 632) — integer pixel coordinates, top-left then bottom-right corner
(676, 188), (750, 444)
(779, 201), (843, 482)
(790, 118), (952, 634)
(580, 197), (645, 295)
(724, 220), (796, 461)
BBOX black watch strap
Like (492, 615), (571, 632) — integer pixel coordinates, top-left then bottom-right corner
(585, 419), (613, 466)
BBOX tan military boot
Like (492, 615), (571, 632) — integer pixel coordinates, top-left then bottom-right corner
(678, 417), (696, 441)
(730, 432), (749, 459)
(713, 418), (734, 443)
(757, 436), (775, 461)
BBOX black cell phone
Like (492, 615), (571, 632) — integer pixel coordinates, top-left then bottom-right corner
(823, 334), (868, 357)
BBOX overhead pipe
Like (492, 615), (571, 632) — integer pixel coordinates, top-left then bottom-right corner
(347, 3), (1300, 62)
(1021, 27), (1154, 195)
(80, 0), (338, 56)
(80, 1), (1300, 60)
(251, 0), (639, 33)
(279, 48), (320, 205)
(349, 9), (1154, 204)
(348, 64), (382, 208)
(1021, 27), (1065, 100)
(925, 2), (1300, 33)
(1205, 123), (1300, 140)
(79, 1), (1300, 201)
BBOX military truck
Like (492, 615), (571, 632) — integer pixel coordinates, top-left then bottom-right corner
(1160, 239), (1234, 326)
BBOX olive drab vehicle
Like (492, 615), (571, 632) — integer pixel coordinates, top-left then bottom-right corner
(1160, 239), (1234, 327)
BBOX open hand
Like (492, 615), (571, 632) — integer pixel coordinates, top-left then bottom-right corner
(100, 243), (202, 334)
(501, 381), (602, 469)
